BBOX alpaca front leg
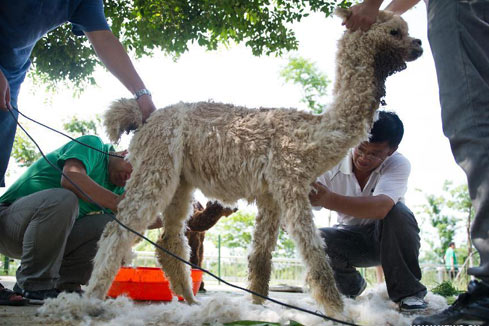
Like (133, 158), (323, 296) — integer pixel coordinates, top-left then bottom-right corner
(281, 195), (344, 315)
(86, 184), (163, 300)
(248, 195), (280, 304)
(156, 180), (196, 304)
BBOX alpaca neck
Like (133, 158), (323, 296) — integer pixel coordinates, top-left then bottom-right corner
(322, 52), (380, 149)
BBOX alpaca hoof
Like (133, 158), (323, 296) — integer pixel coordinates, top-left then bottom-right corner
(325, 297), (344, 317)
(88, 306), (105, 317)
(251, 294), (266, 305)
(186, 298), (199, 305)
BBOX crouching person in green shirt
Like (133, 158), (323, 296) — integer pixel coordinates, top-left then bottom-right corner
(0, 135), (132, 304)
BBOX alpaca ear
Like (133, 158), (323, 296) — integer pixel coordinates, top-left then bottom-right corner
(335, 7), (351, 20)
(377, 10), (394, 23)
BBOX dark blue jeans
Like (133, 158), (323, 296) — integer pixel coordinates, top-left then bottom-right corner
(0, 103), (18, 187)
(428, 0), (489, 283)
(319, 202), (426, 302)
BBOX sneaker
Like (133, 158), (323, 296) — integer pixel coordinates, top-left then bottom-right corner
(0, 283), (28, 306)
(399, 296), (427, 312)
(412, 280), (489, 326)
(13, 283), (59, 305)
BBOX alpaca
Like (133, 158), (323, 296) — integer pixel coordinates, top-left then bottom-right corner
(85, 9), (422, 316)
(180, 201), (236, 291)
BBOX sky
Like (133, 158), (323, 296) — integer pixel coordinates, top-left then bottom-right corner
(3, 3), (468, 244)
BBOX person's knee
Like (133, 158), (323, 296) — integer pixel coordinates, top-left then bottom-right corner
(319, 227), (345, 257)
(384, 202), (416, 226)
(319, 227), (336, 247)
(43, 189), (79, 225)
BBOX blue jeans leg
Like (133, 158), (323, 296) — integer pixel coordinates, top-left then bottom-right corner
(428, 0), (489, 282)
(0, 106), (18, 187)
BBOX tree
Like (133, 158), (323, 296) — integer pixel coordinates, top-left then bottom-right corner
(10, 115), (101, 170)
(280, 56), (330, 114)
(63, 115), (101, 137)
(11, 130), (41, 168)
(444, 182), (476, 272)
(207, 210), (297, 258)
(418, 181), (477, 268)
(30, 0), (352, 88)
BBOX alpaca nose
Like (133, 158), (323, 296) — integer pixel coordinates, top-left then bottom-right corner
(412, 39), (422, 46)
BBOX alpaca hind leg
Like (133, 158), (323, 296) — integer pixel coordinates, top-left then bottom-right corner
(248, 194), (280, 304)
(278, 191), (344, 315)
(155, 179), (197, 304)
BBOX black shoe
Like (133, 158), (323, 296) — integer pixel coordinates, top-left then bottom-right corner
(399, 296), (427, 312)
(346, 278), (367, 299)
(13, 283), (59, 305)
(0, 283), (28, 306)
(412, 280), (489, 326)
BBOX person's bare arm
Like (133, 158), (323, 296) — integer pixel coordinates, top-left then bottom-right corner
(385, 0), (421, 15)
(85, 30), (156, 122)
(61, 158), (121, 212)
(309, 182), (395, 219)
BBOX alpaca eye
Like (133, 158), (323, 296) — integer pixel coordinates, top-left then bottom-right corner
(390, 29), (400, 37)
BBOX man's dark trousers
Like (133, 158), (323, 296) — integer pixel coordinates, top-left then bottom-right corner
(319, 202), (427, 302)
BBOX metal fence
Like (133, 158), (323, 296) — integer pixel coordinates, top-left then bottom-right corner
(131, 251), (463, 288)
(2, 252), (471, 290)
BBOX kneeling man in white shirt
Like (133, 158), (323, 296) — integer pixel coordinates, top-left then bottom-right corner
(309, 111), (427, 312)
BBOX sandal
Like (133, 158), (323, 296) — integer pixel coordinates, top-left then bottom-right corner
(0, 283), (28, 306)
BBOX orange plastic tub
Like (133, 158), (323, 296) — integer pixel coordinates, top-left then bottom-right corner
(107, 267), (203, 301)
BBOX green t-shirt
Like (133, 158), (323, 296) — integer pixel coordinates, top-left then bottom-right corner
(0, 135), (124, 218)
(444, 247), (458, 268)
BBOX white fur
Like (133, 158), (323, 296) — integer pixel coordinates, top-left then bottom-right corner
(39, 286), (447, 326)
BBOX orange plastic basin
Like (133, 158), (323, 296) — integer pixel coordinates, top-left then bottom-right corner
(107, 267), (203, 301)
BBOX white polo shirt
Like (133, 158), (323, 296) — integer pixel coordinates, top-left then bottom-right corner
(316, 149), (411, 226)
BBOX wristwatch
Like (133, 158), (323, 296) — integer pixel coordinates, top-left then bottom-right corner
(134, 88), (151, 100)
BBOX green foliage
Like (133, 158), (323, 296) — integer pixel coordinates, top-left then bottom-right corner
(418, 181), (474, 264)
(208, 210), (296, 258)
(30, 26), (97, 91)
(431, 281), (461, 297)
(11, 130), (41, 167)
(63, 115), (101, 137)
(134, 229), (161, 252)
(220, 321), (303, 326)
(30, 0), (352, 88)
(280, 56), (329, 114)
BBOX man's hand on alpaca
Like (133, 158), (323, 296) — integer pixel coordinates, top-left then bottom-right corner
(309, 182), (330, 208)
(343, 0), (383, 31)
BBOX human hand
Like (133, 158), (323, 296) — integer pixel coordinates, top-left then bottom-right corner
(0, 69), (11, 111)
(342, 1), (381, 32)
(309, 182), (330, 207)
(136, 94), (156, 123)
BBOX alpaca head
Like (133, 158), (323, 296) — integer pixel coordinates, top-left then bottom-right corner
(335, 8), (423, 100)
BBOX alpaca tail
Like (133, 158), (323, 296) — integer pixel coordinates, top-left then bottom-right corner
(104, 98), (143, 143)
